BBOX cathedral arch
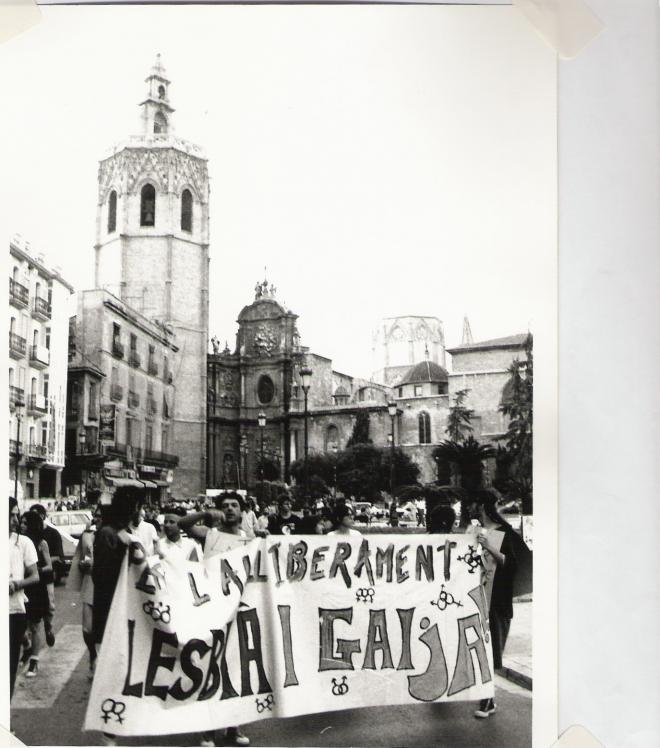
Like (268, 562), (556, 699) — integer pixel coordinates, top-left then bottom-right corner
(181, 188), (193, 232)
(418, 411), (432, 444)
(107, 190), (117, 233)
(140, 183), (156, 227)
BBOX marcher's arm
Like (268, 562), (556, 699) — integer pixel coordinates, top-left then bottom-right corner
(40, 541), (53, 575)
(477, 531), (506, 566)
(177, 510), (222, 540)
(10, 562), (39, 594)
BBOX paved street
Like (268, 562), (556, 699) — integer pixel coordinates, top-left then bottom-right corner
(11, 581), (531, 747)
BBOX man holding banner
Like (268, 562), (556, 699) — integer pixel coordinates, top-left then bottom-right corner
(177, 492), (252, 746)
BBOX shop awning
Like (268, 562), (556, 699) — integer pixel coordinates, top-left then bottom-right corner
(139, 479), (158, 489)
(105, 477), (144, 488)
(151, 480), (170, 488)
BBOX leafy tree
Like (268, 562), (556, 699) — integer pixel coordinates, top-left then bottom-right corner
(380, 447), (420, 492)
(499, 333), (533, 513)
(290, 453), (334, 486)
(445, 389), (474, 442)
(346, 411), (372, 447)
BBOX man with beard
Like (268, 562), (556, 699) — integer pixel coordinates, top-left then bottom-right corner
(177, 492), (251, 747)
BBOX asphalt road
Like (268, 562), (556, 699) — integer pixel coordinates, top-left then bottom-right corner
(11, 577), (531, 747)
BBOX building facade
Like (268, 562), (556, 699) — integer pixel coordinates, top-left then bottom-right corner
(94, 55), (209, 497)
(208, 282), (530, 490)
(9, 236), (73, 504)
(64, 289), (179, 503)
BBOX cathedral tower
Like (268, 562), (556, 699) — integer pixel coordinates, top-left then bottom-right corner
(94, 55), (210, 497)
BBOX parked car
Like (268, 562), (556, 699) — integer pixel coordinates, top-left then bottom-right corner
(49, 509), (92, 539)
(351, 502), (373, 524)
(48, 510), (92, 576)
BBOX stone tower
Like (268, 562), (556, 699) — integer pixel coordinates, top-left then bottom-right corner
(371, 315), (446, 386)
(94, 55), (210, 497)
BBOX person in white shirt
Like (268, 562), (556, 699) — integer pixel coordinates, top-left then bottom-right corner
(8, 498), (39, 698)
(128, 505), (160, 557)
(159, 507), (200, 562)
(177, 492), (252, 747)
(327, 504), (362, 537)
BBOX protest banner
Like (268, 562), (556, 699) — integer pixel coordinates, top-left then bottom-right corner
(84, 534), (498, 736)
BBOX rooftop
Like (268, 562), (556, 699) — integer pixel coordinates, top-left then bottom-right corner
(398, 360), (449, 385)
(446, 333), (530, 354)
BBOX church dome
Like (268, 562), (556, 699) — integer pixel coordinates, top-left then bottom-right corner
(399, 360), (449, 385)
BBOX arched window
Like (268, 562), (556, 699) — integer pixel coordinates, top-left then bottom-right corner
(181, 189), (193, 232)
(140, 184), (156, 226)
(108, 190), (117, 233)
(153, 111), (167, 134)
(325, 425), (339, 451)
(418, 411), (431, 444)
(158, 85), (166, 99)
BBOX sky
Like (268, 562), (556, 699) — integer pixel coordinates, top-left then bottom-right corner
(1, 4), (555, 378)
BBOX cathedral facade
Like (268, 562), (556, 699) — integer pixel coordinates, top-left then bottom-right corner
(207, 282), (529, 491)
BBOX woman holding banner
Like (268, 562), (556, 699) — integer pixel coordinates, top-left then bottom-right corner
(470, 488), (528, 719)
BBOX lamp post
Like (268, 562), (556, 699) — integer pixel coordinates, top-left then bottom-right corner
(388, 400), (397, 497)
(79, 429), (87, 503)
(240, 435), (248, 490)
(331, 443), (338, 500)
(257, 411), (266, 503)
(13, 409), (22, 504)
(299, 367), (313, 505)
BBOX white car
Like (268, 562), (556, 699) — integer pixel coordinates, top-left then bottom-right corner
(49, 510), (92, 540)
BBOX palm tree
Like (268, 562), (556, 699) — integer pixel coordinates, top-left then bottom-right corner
(432, 436), (495, 492)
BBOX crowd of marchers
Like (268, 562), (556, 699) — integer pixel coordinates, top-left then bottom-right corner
(9, 485), (529, 745)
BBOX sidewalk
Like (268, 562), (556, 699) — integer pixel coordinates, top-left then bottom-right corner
(500, 598), (532, 690)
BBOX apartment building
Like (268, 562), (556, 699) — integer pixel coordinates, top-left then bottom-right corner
(9, 236), (73, 504)
(65, 289), (179, 504)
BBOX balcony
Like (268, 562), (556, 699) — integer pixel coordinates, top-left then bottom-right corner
(9, 278), (29, 309)
(128, 351), (141, 369)
(128, 391), (140, 409)
(9, 439), (21, 457)
(105, 441), (127, 458)
(110, 383), (124, 402)
(9, 386), (25, 410)
(147, 398), (158, 416)
(30, 344), (50, 369)
(9, 332), (26, 359)
(143, 448), (179, 467)
(112, 340), (125, 359)
(148, 360), (158, 377)
(27, 393), (48, 415)
(32, 296), (52, 321)
(26, 442), (48, 461)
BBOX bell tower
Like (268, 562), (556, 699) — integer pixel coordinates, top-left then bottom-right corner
(94, 55), (210, 497)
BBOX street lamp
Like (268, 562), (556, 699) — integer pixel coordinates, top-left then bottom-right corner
(79, 429), (87, 503)
(240, 435), (248, 490)
(257, 411), (266, 503)
(13, 409), (22, 504)
(331, 443), (338, 500)
(299, 367), (313, 505)
(388, 400), (397, 496)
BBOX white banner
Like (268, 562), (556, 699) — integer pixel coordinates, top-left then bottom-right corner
(85, 534), (496, 736)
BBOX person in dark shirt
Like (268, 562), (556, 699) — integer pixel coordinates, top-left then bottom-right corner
(30, 504), (63, 646)
(267, 495), (301, 535)
(469, 488), (522, 719)
(92, 488), (142, 645)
